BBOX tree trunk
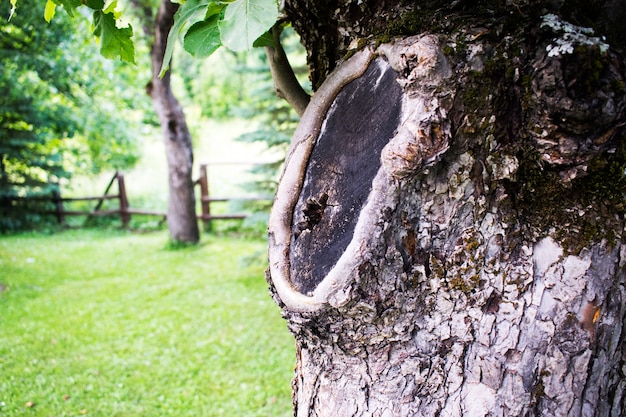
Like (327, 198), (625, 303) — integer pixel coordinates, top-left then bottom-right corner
(148, 0), (199, 244)
(268, 3), (626, 416)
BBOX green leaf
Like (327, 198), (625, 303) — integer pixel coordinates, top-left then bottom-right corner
(206, 2), (225, 18)
(183, 16), (222, 58)
(159, 0), (219, 76)
(92, 10), (136, 63)
(44, 0), (56, 22)
(85, 0), (105, 10)
(218, 0), (278, 51)
(252, 30), (274, 48)
(103, 0), (121, 18)
(53, 0), (82, 17)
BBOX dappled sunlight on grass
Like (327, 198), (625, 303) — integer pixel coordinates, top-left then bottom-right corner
(0, 230), (294, 416)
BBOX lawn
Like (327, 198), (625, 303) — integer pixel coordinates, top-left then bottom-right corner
(0, 230), (294, 417)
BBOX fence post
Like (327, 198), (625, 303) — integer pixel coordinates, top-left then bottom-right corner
(52, 187), (64, 224)
(117, 173), (130, 228)
(199, 163), (212, 231)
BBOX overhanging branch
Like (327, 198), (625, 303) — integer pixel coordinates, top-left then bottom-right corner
(265, 23), (311, 117)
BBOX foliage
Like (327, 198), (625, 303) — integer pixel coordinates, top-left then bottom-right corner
(0, 229), (294, 416)
(160, 0), (278, 75)
(1, 5), (77, 194)
(1, 0), (146, 231)
(11, 0), (136, 63)
(92, 1), (136, 63)
(176, 48), (249, 119)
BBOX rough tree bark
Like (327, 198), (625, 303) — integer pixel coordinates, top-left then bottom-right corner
(268, 2), (626, 416)
(136, 0), (199, 244)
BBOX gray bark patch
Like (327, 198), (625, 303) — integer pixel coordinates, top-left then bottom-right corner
(289, 58), (403, 294)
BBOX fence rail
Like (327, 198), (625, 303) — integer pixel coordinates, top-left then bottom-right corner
(4, 163), (272, 230)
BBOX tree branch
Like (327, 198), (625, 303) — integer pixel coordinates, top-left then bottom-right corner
(265, 23), (311, 117)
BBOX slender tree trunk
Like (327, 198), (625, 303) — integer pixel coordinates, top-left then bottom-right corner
(145, 0), (199, 244)
(268, 2), (626, 415)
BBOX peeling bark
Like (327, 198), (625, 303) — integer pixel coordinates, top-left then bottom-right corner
(268, 11), (626, 416)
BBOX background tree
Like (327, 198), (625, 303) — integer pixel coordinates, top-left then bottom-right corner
(265, 1), (626, 415)
(131, 0), (200, 244)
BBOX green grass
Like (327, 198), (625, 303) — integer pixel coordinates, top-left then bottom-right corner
(0, 230), (294, 417)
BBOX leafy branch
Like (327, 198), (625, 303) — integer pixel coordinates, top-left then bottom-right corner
(10, 0), (309, 111)
(11, 0), (135, 63)
(166, 0), (310, 113)
(160, 0), (278, 76)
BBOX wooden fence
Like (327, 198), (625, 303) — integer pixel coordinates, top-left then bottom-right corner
(42, 162), (272, 229)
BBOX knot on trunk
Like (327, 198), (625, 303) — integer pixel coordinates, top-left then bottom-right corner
(268, 36), (457, 312)
(381, 106), (451, 179)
